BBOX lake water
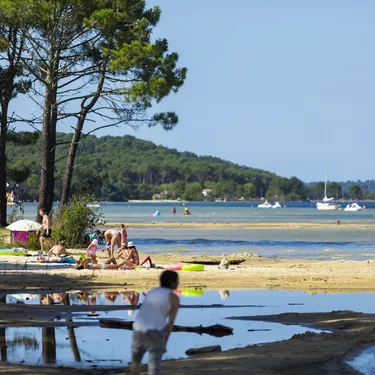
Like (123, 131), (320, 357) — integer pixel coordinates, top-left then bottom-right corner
(17, 201), (375, 224)
(10, 202), (375, 260)
(3, 289), (375, 369)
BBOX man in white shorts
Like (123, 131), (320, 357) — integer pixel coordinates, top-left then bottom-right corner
(130, 270), (180, 375)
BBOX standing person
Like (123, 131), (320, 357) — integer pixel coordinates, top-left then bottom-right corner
(130, 270), (180, 375)
(172, 206), (176, 214)
(102, 229), (121, 257)
(120, 224), (128, 246)
(39, 209), (52, 255)
(86, 238), (98, 264)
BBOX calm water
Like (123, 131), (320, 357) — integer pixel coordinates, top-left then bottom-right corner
(12, 202), (375, 260)
(17, 201), (375, 224)
(3, 289), (375, 369)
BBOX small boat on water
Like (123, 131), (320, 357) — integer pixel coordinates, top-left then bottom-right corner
(272, 202), (282, 209)
(257, 200), (273, 208)
(86, 203), (101, 208)
(215, 198), (226, 203)
(344, 203), (363, 212)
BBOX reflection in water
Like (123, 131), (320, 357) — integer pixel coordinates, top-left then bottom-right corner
(42, 328), (56, 364)
(0, 296), (6, 361)
(39, 293), (83, 364)
(40, 295), (56, 364)
(8, 335), (39, 350)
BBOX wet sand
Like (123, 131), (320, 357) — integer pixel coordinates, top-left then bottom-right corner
(0, 253), (375, 293)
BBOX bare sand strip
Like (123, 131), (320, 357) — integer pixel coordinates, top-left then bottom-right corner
(0, 253), (375, 293)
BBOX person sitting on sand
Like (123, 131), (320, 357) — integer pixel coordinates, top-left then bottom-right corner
(118, 241), (154, 268)
(48, 241), (69, 257)
(117, 241), (140, 268)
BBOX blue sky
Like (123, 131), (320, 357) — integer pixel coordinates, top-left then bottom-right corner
(13, 0), (375, 182)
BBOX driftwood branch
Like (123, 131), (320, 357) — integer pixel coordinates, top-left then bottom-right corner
(99, 319), (233, 337)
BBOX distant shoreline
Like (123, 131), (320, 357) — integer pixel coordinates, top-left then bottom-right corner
(103, 221), (375, 229)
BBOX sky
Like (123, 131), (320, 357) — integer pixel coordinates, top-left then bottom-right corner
(12, 0), (375, 182)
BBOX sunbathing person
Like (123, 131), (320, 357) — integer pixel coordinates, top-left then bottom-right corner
(37, 254), (75, 264)
(76, 256), (131, 270)
(48, 241), (70, 257)
(118, 241), (154, 268)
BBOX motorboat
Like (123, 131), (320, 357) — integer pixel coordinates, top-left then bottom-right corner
(86, 203), (101, 208)
(272, 202), (282, 209)
(257, 200), (272, 208)
(344, 203), (362, 212)
(215, 198), (226, 202)
(316, 167), (340, 211)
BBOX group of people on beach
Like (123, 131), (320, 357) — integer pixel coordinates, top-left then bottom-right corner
(35, 209), (180, 375)
(36, 207), (153, 270)
(78, 224), (153, 270)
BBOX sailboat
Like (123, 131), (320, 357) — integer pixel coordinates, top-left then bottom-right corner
(316, 167), (340, 211)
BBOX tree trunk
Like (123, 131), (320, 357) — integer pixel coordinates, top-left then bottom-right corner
(37, 49), (58, 220)
(37, 85), (53, 220)
(60, 64), (106, 209)
(0, 103), (8, 227)
(60, 117), (84, 208)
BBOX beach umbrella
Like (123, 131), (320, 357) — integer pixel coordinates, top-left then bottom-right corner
(6, 220), (42, 232)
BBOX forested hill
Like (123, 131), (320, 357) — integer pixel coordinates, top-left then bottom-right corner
(7, 133), (304, 201)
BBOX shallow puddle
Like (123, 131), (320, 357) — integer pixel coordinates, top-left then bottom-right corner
(2, 289), (375, 369)
(347, 346), (375, 375)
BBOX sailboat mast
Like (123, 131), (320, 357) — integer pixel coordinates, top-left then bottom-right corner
(324, 166), (327, 199)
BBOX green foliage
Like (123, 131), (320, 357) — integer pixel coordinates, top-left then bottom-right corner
(265, 176), (307, 200)
(53, 196), (102, 246)
(6, 133), (280, 201)
(349, 184), (362, 200)
(182, 182), (202, 201)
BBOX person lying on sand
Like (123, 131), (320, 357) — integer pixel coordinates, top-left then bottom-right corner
(76, 256), (135, 270)
(37, 254), (75, 264)
(48, 241), (70, 257)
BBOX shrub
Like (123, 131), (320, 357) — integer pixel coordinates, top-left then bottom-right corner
(53, 195), (103, 247)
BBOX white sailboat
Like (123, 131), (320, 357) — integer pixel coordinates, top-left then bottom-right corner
(316, 167), (340, 211)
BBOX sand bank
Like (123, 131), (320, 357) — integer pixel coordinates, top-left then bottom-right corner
(105, 221), (375, 229)
(0, 253), (375, 293)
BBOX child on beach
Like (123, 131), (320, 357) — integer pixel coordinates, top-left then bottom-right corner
(86, 238), (98, 264)
(120, 223), (127, 246)
(130, 270), (180, 375)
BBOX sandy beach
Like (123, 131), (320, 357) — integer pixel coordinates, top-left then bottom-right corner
(0, 223), (374, 374)
(0, 252), (375, 293)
